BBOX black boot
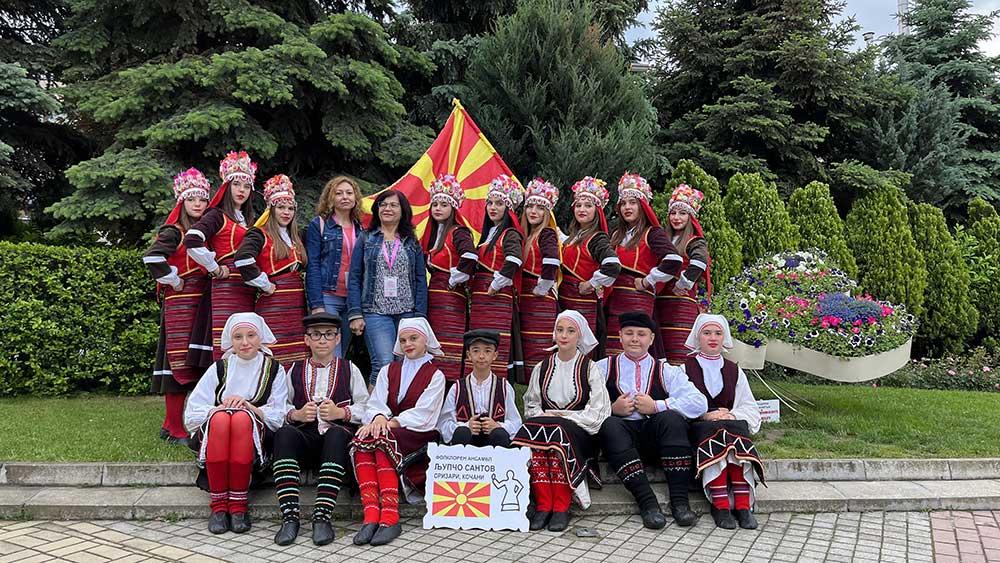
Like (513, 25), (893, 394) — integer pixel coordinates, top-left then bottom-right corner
(547, 511), (570, 532)
(670, 503), (698, 527)
(735, 508), (758, 529)
(168, 435), (194, 449)
(353, 523), (378, 545)
(230, 512), (252, 533)
(710, 506), (737, 529)
(274, 520), (299, 545)
(208, 511), (230, 534)
(640, 508), (667, 529)
(159, 428), (170, 440)
(312, 520), (335, 545)
(370, 523), (402, 546)
(529, 510), (551, 531)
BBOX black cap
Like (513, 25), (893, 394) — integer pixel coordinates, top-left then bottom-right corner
(302, 312), (342, 329)
(619, 312), (657, 333)
(463, 329), (501, 349)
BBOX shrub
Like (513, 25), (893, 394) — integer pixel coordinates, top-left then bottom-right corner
(966, 198), (1000, 346)
(0, 242), (158, 396)
(722, 172), (799, 265)
(788, 181), (858, 278)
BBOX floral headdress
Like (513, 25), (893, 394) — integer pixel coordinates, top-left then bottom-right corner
(172, 168), (211, 202)
(429, 173), (465, 209)
(669, 183), (704, 216)
(524, 177), (559, 210)
(219, 150), (257, 187)
(488, 174), (525, 209)
(263, 174), (295, 207)
(617, 172), (652, 202)
(572, 176), (610, 208)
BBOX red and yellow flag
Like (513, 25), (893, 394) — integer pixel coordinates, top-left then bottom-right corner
(431, 481), (491, 518)
(362, 99), (521, 245)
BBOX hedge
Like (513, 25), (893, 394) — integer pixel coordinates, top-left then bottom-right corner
(0, 241), (158, 396)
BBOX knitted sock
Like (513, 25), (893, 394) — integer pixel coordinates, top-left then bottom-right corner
(529, 450), (553, 511)
(164, 392), (188, 438)
(728, 463), (751, 510)
(616, 456), (658, 513)
(707, 470), (731, 510)
(661, 446), (694, 507)
(375, 450), (400, 526)
(353, 451), (380, 524)
(204, 412), (231, 513)
(549, 451), (572, 512)
(313, 461), (346, 521)
(227, 411), (255, 514)
(272, 458), (301, 522)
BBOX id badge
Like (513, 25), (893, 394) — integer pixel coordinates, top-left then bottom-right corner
(384, 276), (399, 297)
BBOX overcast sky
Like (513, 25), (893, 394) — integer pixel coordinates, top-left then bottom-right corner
(629, 1), (1000, 55)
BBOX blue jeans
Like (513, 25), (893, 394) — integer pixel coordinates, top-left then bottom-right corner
(322, 294), (351, 358)
(362, 313), (404, 384)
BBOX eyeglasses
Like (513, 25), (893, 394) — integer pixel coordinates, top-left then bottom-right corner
(305, 331), (339, 341)
(379, 202), (401, 209)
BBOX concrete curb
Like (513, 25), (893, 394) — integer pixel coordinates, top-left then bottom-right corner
(4, 458), (1000, 487)
(2, 480), (1000, 520)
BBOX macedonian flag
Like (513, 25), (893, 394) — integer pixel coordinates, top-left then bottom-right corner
(362, 99), (520, 244)
(431, 481), (491, 518)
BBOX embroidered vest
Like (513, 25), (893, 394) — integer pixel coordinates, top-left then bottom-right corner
(428, 228), (458, 273)
(605, 354), (669, 401)
(166, 224), (203, 278)
(256, 231), (301, 275)
(454, 374), (507, 422)
(684, 357), (739, 411)
(387, 361), (439, 415)
(562, 233), (599, 283)
(287, 358), (352, 410)
(537, 353), (592, 411)
(209, 214), (249, 261)
(616, 227), (658, 277)
(212, 355), (280, 407)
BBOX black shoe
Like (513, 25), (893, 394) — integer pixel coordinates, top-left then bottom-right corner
(734, 508), (758, 529)
(640, 508), (667, 529)
(167, 435), (194, 449)
(312, 520), (335, 545)
(671, 503), (698, 527)
(353, 523), (378, 545)
(710, 506), (737, 529)
(208, 511), (230, 534)
(547, 511), (570, 532)
(370, 523), (402, 546)
(159, 428), (170, 440)
(529, 510), (551, 531)
(230, 512), (252, 533)
(274, 520), (299, 545)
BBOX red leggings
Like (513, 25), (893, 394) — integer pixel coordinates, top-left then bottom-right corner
(707, 463), (751, 510)
(353, 450), (401, 526)
(163, 392), (187, 439)
(204, 410), (255, 514)
(528, 450), (572, 512)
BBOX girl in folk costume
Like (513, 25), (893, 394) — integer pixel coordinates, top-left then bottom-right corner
(657, 184), (711, 364)
(305, 175), (364, 358)
(423, 174), (477, 383)
(235, 174), (308, 365)
(512, 310), (612, 533)
(351, 318), (447, 547)
(685, 314), (764, 530)
(184, 151), (259, 360)
(518, 178), (561, 376)
(143, 168), (214, 447)
(272, 312), (369, 547)
(184, 313), (291, 535)
(559, 177), (621, 357)
(470, 174), (525, 378)
(605, 173), (683, 357)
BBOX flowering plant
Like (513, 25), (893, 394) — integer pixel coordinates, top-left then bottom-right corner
(713, 250), (917, 357)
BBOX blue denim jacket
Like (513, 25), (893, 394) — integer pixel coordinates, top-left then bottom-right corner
(347, 229), (427, 321)
(304, 215), (362, 311)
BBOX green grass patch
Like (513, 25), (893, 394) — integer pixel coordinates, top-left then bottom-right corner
(0, 383), (996, 461)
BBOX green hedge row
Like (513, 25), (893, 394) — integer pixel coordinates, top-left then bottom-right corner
(0, 241), (158, 396)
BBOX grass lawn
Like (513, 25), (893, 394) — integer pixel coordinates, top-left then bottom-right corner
(0, 383), (996, 462)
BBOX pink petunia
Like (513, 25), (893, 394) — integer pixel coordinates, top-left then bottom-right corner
(852, 327), (861, 334)
(948, 370), (956, 376)
(984, 366), (992, 373)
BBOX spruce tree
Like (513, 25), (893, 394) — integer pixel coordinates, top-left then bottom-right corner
(722, 173), (799, 265)
(788, 181), (858, 277)
(907, 202), (977, 355)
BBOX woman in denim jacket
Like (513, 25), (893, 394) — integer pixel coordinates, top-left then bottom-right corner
(305, 176), (363, 358)
(347, 189), (428, 384)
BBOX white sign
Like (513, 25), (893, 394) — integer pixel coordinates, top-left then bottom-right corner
(757, 399), (780, 423)
(422, 443), (531, 532)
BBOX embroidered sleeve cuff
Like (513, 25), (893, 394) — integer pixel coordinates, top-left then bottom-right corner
(533, 278), (555, 296)
(645, 269), (672, 286)
(675, 273), (694, 290)
(490, 271), (513, 292)
(448, 267), (471, 287)
(155, 266), (182, 288)
(187, 247), (218, 271)
(247, 272), (271, 290)
(590, 271), (616, 288)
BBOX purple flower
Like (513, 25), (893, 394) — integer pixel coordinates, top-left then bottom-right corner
(737, 324), (748, 333)
(752, 339), (763, 348)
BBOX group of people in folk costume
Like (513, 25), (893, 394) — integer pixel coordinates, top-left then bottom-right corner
(144, 150), (764, 547)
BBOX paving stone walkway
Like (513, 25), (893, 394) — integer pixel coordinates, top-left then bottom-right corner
(932, 510), (1000, 562)
(0, 511), (942, 562)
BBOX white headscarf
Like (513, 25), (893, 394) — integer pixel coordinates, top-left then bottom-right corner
(393, 317), (444, 356)
(684, 313), (734, 355)
(546, 309), (598, 355)
(220, 312), (277, 358)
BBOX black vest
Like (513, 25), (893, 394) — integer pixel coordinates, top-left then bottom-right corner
(684, 357), (739, 411)
(538, 353), (591, 411)
(455, 374), (507, 422)
(212, 355), (280, 407)
(287, 358), (352, 409)
(604, 354), (669, 401)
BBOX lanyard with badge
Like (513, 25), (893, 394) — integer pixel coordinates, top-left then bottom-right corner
(382, 238), (401, 297)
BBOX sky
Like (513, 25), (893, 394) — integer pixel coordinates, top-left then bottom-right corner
(628, 0), (1000, 55)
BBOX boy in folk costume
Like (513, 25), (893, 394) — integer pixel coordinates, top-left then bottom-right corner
(235, 174), (308, 365)
(518, 178), (562, 378)
(144, 168), (214, 447)
(272, 312), (369, 546)
(657, 184), (712, 364)
(438, 329), (522, 448)
(184, 313), (291, 535)
(512, 310), (612, 532)
(596, 312), (708, 529)
(423, 174), (478, 383)
(685, 314), (764, 530)
(351, 318), (447, 546)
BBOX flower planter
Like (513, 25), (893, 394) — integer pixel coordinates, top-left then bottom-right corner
(728, 338), (767, 370)
(763, 338), (912, 383)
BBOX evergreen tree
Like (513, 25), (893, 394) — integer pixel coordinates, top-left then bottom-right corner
(882, 0), (1000, 211)
(965, 198), (1000, 345)
(722, 173), (799, 265)
(840, 162), (927, 317)
(651, 159), (743, 288)
(788, 181), (858, 277)
(464, 0), (658, 225)
(46, 0), (434, 243)
(907, 202), (977, 355)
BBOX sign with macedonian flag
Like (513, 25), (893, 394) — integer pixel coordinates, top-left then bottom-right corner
(362, 99), (522, 244)
(423, 443), (531, 532)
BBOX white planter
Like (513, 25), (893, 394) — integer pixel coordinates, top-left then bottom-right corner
(728, 338), (767, 370)
(762, 338), (913, 383)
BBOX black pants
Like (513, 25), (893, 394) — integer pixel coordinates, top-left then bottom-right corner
(451, 426), (512, 448)
(273, 423), (352, 469)
(598, 411), (693, 510)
